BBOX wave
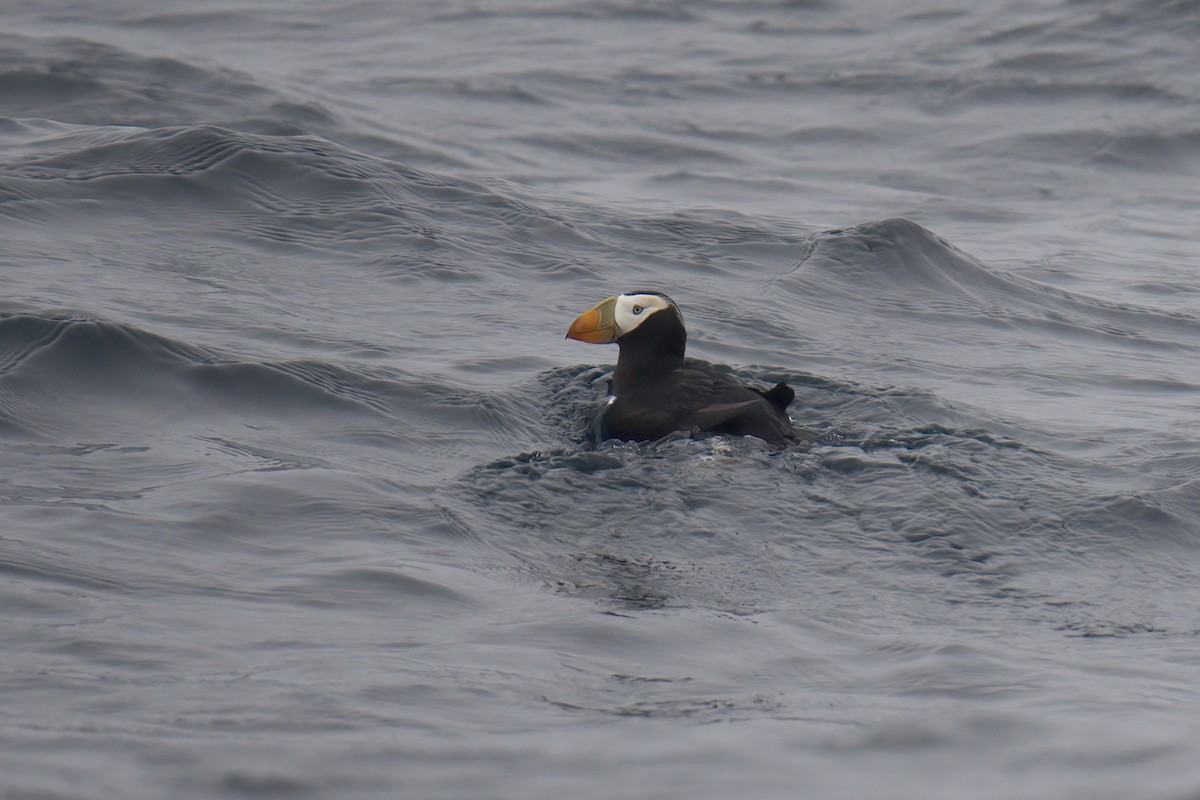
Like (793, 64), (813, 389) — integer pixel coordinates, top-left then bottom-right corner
(0, 121), (600, 273)
(0, 312), (401, 437)
(0, 32), (334, 135)
(783, 217), (1196, 336)
(0, 309), (576, 458)
(754, 218), (1200, 438)
(444, 365), (1200, 637)
(0, 30), (463, 178)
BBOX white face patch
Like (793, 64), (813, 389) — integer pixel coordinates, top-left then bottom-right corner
(614, 293), (674, 334)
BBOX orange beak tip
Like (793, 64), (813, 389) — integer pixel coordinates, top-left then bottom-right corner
(566, 308), (611, 343)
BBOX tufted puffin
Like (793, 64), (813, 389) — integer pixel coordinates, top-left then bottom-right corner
(565, 291), (803, 447)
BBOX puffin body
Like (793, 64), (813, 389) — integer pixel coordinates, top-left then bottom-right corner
(565, 292), (801, 446)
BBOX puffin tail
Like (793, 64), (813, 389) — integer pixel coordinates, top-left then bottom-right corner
(755, 381), (795, 412)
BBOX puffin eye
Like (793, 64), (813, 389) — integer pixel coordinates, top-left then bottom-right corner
(632, 305), (644, 315)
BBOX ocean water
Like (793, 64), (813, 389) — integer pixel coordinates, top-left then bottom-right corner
(2, 1), (1200, 798)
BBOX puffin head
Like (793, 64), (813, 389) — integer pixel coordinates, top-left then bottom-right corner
(565, 291), (681, 344)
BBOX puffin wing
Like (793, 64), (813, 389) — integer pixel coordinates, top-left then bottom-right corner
(674, 365), (799, 445)
(680, 399), (764, 431)
(673, 363), (775, 408)
(604, 363), (801, 445)
(601, 402), (689, 441)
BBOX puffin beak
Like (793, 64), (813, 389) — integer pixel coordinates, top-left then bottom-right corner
(565, 296), (620, 344)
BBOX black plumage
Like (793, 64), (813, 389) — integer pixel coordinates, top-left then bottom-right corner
(566, 292), (804, 447)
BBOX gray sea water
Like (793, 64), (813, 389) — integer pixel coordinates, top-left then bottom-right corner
(2, 1), (1200, 798)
